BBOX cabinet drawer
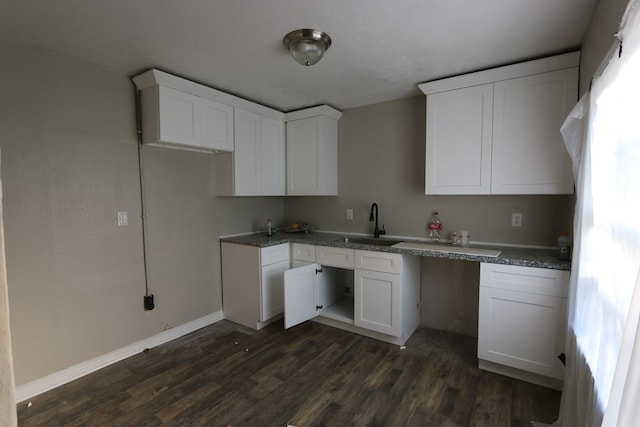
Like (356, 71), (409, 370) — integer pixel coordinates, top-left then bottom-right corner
(316, 246), (354, 269)
(480, 263), (569, 298)
(261, 243), (290, 266)
(355, 250), (402, 274)
(292, 243), (316, 262)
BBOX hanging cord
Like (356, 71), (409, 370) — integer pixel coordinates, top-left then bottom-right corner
(590, 33), (624, 92)
(615, 33), (624, 58)
(133, 85), (154, 310)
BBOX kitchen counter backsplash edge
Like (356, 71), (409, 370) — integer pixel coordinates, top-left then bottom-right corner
(219, 231), (571, 271)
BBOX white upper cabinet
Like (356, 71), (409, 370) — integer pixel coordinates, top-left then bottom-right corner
(133, 69), (285, 154)
(233, 108), (262, 195)
(285, 106), (342, 196)
(201, 98), (234, 152)
(419, 52), (579, 195)
(425, 84), (493, 194)
(134, 70), (340, 197)
(137, 84), (234, 153)
(216, 108), (286, 196)
(260, 116), (287, 195)
(157, 86), (201, 147)
(491, 69), (577, 194)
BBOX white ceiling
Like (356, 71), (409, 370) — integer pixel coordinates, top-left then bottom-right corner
(0, 0), (597, 111)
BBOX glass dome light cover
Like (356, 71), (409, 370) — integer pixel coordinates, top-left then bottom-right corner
(283, 29), (332, 66)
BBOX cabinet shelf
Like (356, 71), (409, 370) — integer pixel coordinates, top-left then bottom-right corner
(321, 297), (354, 324)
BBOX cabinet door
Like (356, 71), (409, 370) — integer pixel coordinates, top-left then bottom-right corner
(478, 286), (567, 379)
(260, 117), (286, 195)
(354, 269), (400, 336)
(287, 116), (323, 195)
(233, 108), (261, 195)
(202, 99), (234, 152)
(158, 86), (201, 147)
(286, 116), (338, 196)
(284, 263), (321, 328)
(491, 68), (577, 194)
(425, 84), (493, 195)
(260, 259), (289, 321)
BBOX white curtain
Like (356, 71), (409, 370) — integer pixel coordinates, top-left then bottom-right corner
(0, 150), (17, 426)
(557, 0), (640, 425)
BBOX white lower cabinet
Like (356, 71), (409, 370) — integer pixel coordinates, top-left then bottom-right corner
(478, 263), (570, 389)
(221, 242), (290, 330)
(285, 245), (420, 345)
(354, 269), (400, 336)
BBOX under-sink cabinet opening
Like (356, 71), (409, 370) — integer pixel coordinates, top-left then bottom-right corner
(284, 264), (354, 328)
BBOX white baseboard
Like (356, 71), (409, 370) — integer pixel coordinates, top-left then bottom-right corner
(15, 310), (225, 403)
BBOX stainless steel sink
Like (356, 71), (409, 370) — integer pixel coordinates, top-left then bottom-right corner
(334, 237), (403, 246)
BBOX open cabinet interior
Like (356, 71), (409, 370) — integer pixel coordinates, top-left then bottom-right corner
(319, 266), (354, 323)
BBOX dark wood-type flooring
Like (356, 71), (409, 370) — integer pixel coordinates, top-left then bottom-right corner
(17, 320), (560, 426)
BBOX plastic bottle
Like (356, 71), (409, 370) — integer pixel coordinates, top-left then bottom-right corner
(428, 211), (442, 241)
(558, 232), (571, 260)
(266, 219), (273, 237)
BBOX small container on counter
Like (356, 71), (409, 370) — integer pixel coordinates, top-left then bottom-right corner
(558, 232), (571, 260)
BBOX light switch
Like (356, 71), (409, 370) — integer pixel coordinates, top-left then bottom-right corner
(118, 211), (129, 227)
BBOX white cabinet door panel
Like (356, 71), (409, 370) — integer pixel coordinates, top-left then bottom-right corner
(286, 114), (338, 196)
(159, 86), (201, 147)
(287, 116), (323, 195)
(233, 108), (261, 195)
(426, 84), (493, 194)
(478, 286), (567, 379)
(260, 259), (289, 321)
(202, 99), (234, 151)
(260, 117), (286, 195)
(491, 68), (577, 194)
(354, 269), (400, 336)
(284, 263), (320, 329)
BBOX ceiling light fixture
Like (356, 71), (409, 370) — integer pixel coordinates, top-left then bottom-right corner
(283, 29), (332, 66)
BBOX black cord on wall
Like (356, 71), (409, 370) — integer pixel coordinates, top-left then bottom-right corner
(133, 85), (154, 311)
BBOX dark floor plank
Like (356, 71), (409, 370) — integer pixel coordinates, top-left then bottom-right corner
(17, 320), (561, 426)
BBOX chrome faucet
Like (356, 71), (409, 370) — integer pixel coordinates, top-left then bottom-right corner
(369, 202), (386, 238)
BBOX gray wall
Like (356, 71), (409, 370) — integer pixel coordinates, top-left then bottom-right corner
(0, 39), (283, 385)
(284, 93), (575, 337)
(579, 0), (630, 94)
(284, 97), (574, 246)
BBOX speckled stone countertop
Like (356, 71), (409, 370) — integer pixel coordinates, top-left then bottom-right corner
(220, 231), (571, 271)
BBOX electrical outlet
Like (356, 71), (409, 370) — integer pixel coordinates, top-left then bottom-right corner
(118, 211), (128, 226)
(346, 208), (353, 220)
(511, 213), (522, 227)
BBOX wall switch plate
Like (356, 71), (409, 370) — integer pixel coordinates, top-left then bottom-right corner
(346, 208), (353, 220)
(118, 211), (129, 226)
(511, 213), (522, 227)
